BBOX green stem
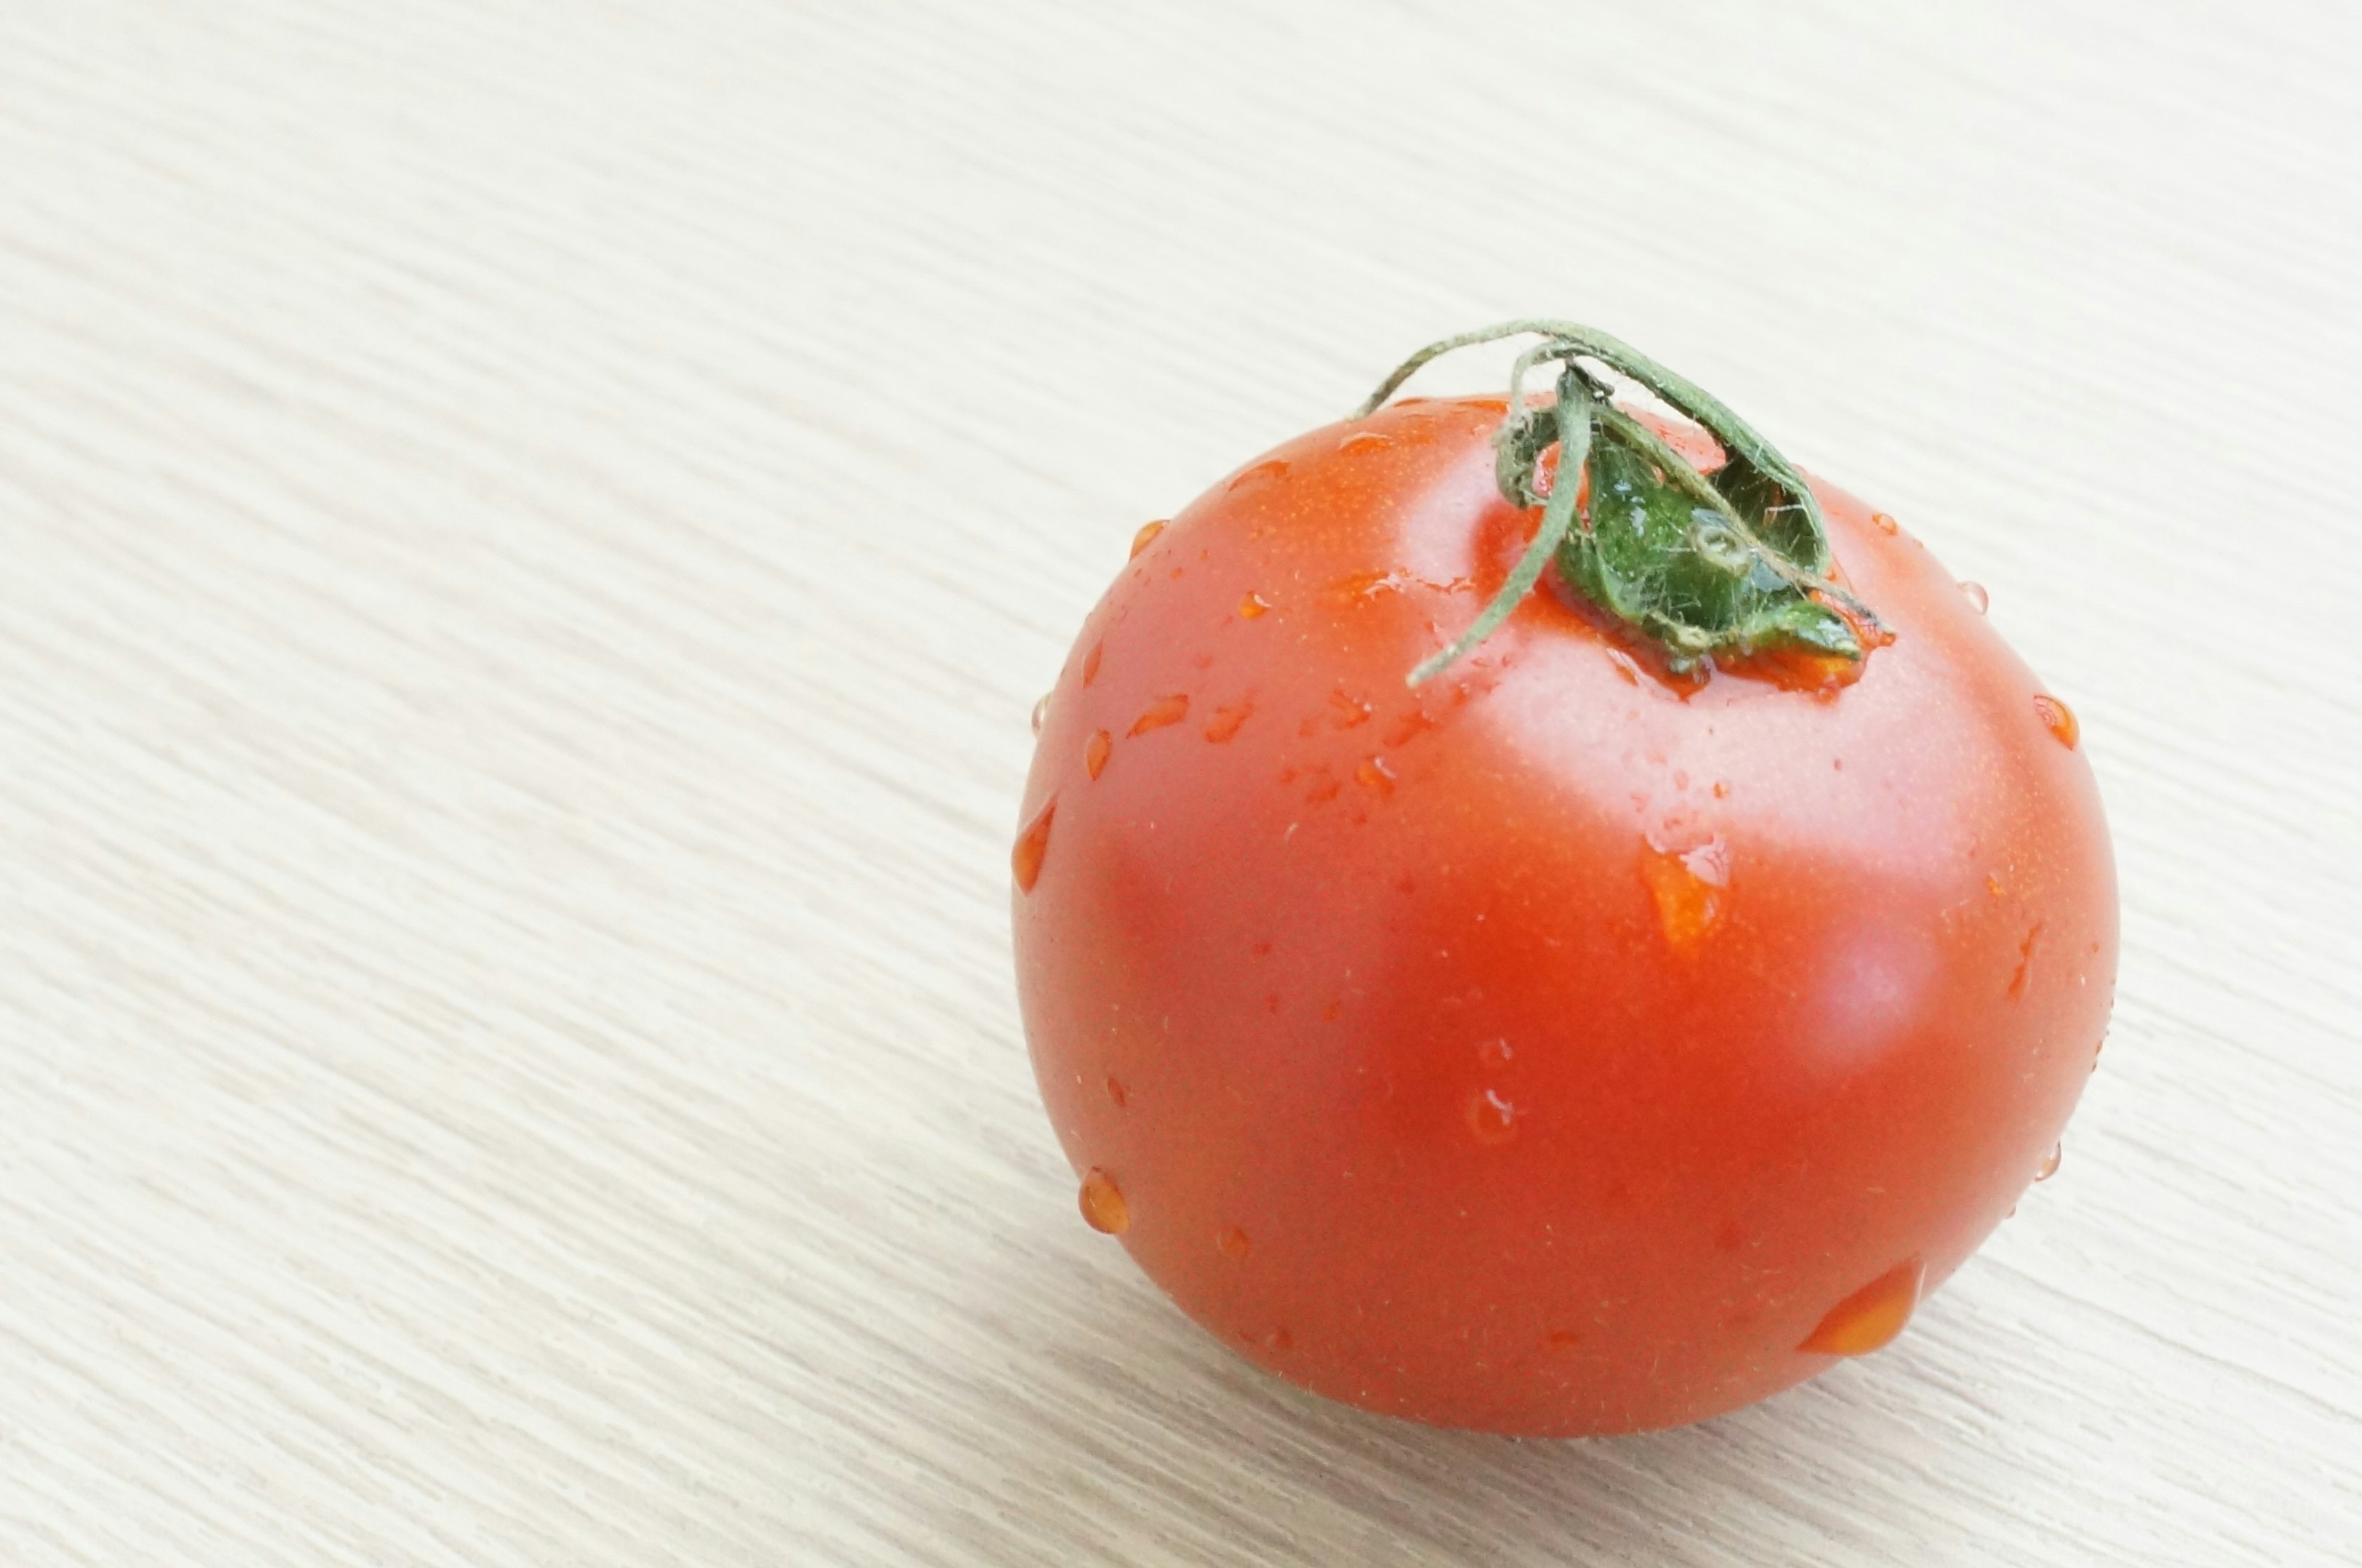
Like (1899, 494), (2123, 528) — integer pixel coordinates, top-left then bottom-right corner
(1409, 365), (1595, 686)
(1353, 321), (1883, 680)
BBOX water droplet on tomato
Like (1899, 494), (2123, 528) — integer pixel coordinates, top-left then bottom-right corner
(1084, 729), (1113, 779)
(1870, 511), (1900, 535)
(1228, 459), (1288, 493)
(1958, 579), (1989, 614)
(1031, 693), (1051, 734)
(1384, 709), (1436, 747)
(2036, 1142), (2062, 1182)
(1337, 431), (1391, 455)
(1477, 1038), (1514, 1069)
(1217, 1226), (1252, 1260)
(1465, 1088), (1517, 1145)
(1078, 1168), (1129, 1233)
(2008, 921), (2043, 999)
(2033, 694), (2080, 749)
(1799, 1257), (1923, 1355)
(1012, 800), (1056, 893)
(1328, 689), (1374, 729)
(1640, 837), (1730, 950)
(1355, 757), (1396, 795)
(1082, 640), (1103, 686)
(1238, 591), (1271, 619)
(1262, 1327), (1294, 1351)
(1203, 702), (1252, 742)
(1129, 520), (1167, 558)
(1129, 694), (1190, 735)
(1105, 1075), (1127, 1108)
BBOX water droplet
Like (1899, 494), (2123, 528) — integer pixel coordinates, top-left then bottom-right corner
(1330, 568), (1418, 602)
(1384, 709), (1436, 747)
(1012, 800), (1056, 893)
(1465, 1088), (1517, 1145)
(1082, 640), (1103, 686)
(1337, 431), (1391, 455)
(1354, 757), (1396, 795)
(2035, 1142), (2062, 1182)
(1328, 689), (1374, 729)
(1958, 580), (1989, 614)
(1078, 1168), (1129, 1234)
(2032, 694), (2080, 749)
(1799, 1257), (1923, 1356)
(1477, 1038), (1514, 1070)
(1217, 1226), (1252, 1260)
(1640, 838), (1730, 950)
(1129, 520), (1167, 559)
(1305, 777), (1341, 805)
(1228, 459), (1289, 494)
(1262, 1327), (1294, 1351)
(2008, 921), (2043, 999)
(1238, 591), (1271, 619)
(1030, 693), (1051, 734)
(1105, 1075), (1127, 1108)
(1084, 729), (1113, 779)
(1129, 694), (1190, 736)
(1870, 512), (1900, 535)
(1203, 702), (1252, 742)
(1986, 873), (2005, 898)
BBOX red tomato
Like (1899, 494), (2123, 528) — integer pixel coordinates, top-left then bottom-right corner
(1011, 384), (2115, 1436)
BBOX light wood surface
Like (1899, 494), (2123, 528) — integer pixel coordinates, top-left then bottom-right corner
(3, 3), (2357, 1563)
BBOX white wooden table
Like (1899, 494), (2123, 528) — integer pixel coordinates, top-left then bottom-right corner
(4, 4), (2356, 1563)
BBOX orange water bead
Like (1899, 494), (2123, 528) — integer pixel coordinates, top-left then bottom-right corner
(1799, 1257), (1923, 1356)
(1011, 800), (1056, 893)
(1640, 838), (1729, 950)
(1129, 694), (1190, 735)
(1078, 1168), (1130, 1234)
(2033, 694), (2080, 749)
(1465, 1088), (1517, 1145)
(1202, 702), (1252, 743)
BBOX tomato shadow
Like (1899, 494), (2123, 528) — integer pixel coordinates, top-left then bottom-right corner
(903, 1195), (1978, 1567)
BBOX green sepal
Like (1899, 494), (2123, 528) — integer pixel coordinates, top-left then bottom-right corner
(1559, 421), (1859, 670)
(1354, 320), (1880, 680)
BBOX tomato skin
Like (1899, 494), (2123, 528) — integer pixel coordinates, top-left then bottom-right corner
(1012, 396), (2117, 1436)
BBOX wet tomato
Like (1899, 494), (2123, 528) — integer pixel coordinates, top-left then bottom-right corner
(1011, 328), (2115, 1435)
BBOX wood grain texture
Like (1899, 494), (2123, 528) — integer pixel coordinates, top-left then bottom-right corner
(2, 2), (2356, 1562)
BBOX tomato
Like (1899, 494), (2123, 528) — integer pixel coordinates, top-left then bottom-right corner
(1011, 333), (2115, 1436)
